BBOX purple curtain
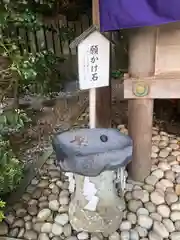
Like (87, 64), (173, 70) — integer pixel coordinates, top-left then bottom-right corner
(99, 0), (180, 32)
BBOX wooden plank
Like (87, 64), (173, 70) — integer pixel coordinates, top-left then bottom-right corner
(124, 77), (180, 99)
(127, 27), (156, 181)
(92, 0), (111, 128)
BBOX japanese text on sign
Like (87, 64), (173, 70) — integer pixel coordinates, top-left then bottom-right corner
(89, 45), (99, 82)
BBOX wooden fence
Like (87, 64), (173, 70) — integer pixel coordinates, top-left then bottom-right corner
(3, 13), (128, 79)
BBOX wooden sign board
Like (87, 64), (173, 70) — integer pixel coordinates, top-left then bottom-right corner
(77, 30), (110, 90)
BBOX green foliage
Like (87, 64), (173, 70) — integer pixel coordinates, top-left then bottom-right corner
(0, 199), (5, 222)
(0, 107), (30, 196)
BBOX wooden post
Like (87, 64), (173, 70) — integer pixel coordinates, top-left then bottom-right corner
(128, 27), (157, 181)
(92, 0), (111, 127)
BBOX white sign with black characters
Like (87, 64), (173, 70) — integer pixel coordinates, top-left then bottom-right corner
(78, 30), (110, 90)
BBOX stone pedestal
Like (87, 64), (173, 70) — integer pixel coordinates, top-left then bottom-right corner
(69, 171), (125, 234)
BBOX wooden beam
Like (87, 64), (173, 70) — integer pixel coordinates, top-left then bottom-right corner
(124, 73), (180, 99)
(127, 27), (157, 181)
(92, 0), (111, 127)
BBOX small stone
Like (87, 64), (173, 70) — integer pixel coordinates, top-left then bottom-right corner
(158, 162), (171, 171)
(162, 219), (175, 233)
(175, 184), (180, 196)
(67, 237), (78, 240)
(135, 226), (147, 237)
(59, 195), (69, 205)
(150, 191), (165, 205)
(144, 202), (156, 213)
(48, 194), (58, 201)
(56, 180), (63, 188)
(38, 233), (50, 240)
(171, 203), (180, 211)
(9, 228), (19, 237)
(126, 212), (137, 224)
(138, 215), (153, 230)
(159, 150), (169, 158)
(18, 228), (25, 238)
(25, 221), (32, 230)
(164, 170), (175, 182)
(151, 169), (164, 179)
(24, 215), (32, 222)
(171, 211), (180, 221)
(143, 184), (154, 192)
(58, 205), (69, 213)
(153, 220), (169, 238)
(129, 229), (139, 240)
(24, 230), (38, 240)
(49, 200), (59, 211)
(63, 223), (72, 237)
(156, 179), (174, 191)
(41, 222), (52, 233)
(145, 175), (158, 186)
(39, 201), (49, 209)
(38, 180), (49, 188)
(12, 219), (24, 228)
(16, 208), (27, 217)
(175, 220), (180, 230)
(5, 213), (15, 225)
(52, 223), (63, 236)
(157, 204), (170, 218)
(28, 205), (38, 216)
(33, 223), (43, 233)
(136, 208), (149, 216)
(43, 189), (51, 196)
(125, 191), (132, 201)
(77, 232), (89, 240)
(119, 220), (131, 231)
(37, 209), (51, 221)
(128, 200), (142, 212)
(54, 213), (69, 226)
(32, 188), (42, 199)
(152, 145), (159, 153)
(120, 231), (130, 240)
(170, 232), (180, 240)
(165, 192), (178, 205)
(148, 231), (163, 240)
(172, 151), (180, 157)
(170, 143), (179, 150)
(150, 212), (162, 222)
(132, 189), (149, 203)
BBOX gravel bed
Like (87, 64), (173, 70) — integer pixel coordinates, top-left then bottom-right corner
(1, 125), (180, 240)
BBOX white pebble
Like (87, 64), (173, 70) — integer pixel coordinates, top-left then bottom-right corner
(126, 212), (137, 224)
(150, 212), (162, 222)
(77, 232), (89, 240)
(151, 169), (164, 179)
(170, 232), (180, 240)
(129, 229), (139, 240)
(119, 221), (131, 231)
(153, 220), (169, 238)
(138, 215), (153, 230)
(49, 200), (59, 211)
(54, 213), (69, 226)
(136, 208), (149, 216)
(135, 226), (147, 237)
(109, 232), (120, 240)
(171, 211), (180, 222)
(150, 191), (165, 205)
(157, 204), (170, 218)
(37, 209), (51, 221)
(52, 223), (63, 236)
(148, 231), (162, 240)
(120, 231), (130, 240)
(162, 219), (175, 233)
